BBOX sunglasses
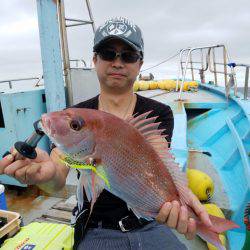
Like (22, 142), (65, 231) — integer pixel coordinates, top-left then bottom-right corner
(96, 49), (142, 63)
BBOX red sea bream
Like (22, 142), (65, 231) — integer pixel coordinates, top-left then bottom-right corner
(41, 108), (239, 249)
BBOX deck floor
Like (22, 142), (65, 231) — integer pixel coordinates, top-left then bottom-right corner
(5, 185), (76, 225)
(137, 88), (226, 104)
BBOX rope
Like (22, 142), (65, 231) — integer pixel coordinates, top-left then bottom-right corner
(140, 52), (179, 73)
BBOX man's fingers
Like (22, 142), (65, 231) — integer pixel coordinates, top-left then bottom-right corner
(176, 206), (188, 234)
(25, 164), (42, 184)
(14, 167), (27, 184)
(14, 163), (41, 185)
(156, 202), (172, 223)
(185, 218), (196, 240)
(10, 147), (20, 156)
(166, 201), (180, 228)
(0, 154), (14, 174)
(189, 191), (212, 227)
(4, 159), (30, 176)
(10, 148), (25, 161)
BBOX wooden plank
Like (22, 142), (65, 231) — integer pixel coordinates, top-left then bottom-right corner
(52, 201), (75, 212)
(43, 209), (72, 223)
(34, 217), (71, 225)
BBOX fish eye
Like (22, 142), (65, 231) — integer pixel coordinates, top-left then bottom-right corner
(70, 117), (84, 131)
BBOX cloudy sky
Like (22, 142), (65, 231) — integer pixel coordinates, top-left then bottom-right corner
(0, 0), (249, 85)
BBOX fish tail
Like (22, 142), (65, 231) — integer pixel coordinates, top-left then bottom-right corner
(208, 214), (239, 233)
(196, 223), (225, 250)
(196, 215), (239, 249)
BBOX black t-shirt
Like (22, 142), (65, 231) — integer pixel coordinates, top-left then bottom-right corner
(72, 93), (174, 222)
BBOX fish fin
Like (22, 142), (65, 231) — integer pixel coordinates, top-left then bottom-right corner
(81, 171), (103, 231)
(192, 214), (239, 250)
(79, 168), (106, 231)
(127, 111), (191, 206)
(208, 214), (240, 233)
(81, 170), (93, 202)
(125, 110), (153, 125)
(92, 167), (106, 199)
(196, 222), (226, 250)
(155, 152), (191, 206)
(163, 160), (191, 205)
(78, 166), (106, 203)
(126, 111), (168, 147)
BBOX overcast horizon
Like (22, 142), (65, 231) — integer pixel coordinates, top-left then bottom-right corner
(0, 0), (249, 86)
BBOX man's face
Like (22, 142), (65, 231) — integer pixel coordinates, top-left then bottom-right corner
(93, 39), (143, 93)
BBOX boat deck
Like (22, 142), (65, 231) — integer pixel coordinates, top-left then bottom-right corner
(5, 185), (76, 225)
(137, 89), (225, 103)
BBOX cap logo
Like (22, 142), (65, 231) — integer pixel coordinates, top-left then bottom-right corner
(107, 21), (128, 35)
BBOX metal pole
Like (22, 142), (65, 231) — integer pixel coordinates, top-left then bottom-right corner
(85, 0), (96, 33)
(176, 50), (183, 92)
(58, 0), (73, 106)
(212, 48), (218, 86)
(66, 22), (93, 28)
(223, 46), (228, 88)
(176, 48), (190, 92)
(190, 53), (194, 81)
(200, 49), (205, 83)
(36, 0), (66, 112)
(244, 67), (249, 100)
(179, 49), (192, 100)
(225, 45), (238, 97)
(201, 49), (204, 71)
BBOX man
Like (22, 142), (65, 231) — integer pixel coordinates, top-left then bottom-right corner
(0, 17), (211, 249)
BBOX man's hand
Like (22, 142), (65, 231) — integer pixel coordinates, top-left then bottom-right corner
(0, 147), (69, 193)
(156, 190), (212, 240)
(0, 147), (56, 185)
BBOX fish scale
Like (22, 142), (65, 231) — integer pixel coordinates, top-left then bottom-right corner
(99, 142), (172, 212)
(105, 168), (165, 212)
(99, 150), (164, 211)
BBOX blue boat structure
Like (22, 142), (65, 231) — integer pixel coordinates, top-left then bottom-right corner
(137, 45), (250, 249)
(0, 1), (249, 249)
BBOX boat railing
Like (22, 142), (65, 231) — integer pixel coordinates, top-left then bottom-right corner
(235, 64), (249, 100)
(57, 0), (96, 105)
(0, 76), (43, 89)
(177, 44), (246, 100)
(69, 59), (87, 69)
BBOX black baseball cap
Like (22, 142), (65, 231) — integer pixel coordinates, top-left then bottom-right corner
(93, 17), (144, 57)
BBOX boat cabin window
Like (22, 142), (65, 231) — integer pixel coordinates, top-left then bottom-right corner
(42, 94), (46, 103)
(0, 102), (5, 128)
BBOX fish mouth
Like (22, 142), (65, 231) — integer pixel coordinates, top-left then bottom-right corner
(41, 115), (54, 137)
(40, 116), (48, 134)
